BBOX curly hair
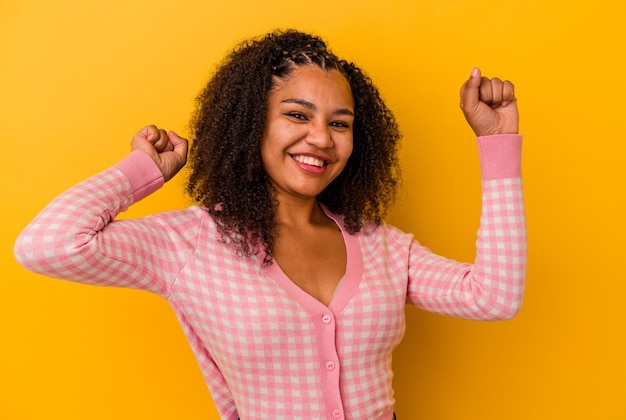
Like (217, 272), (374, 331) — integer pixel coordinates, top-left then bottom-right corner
(187, 29), (401, 264)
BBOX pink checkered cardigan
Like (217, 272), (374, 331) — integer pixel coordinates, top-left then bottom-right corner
(15, 134), (526, 420)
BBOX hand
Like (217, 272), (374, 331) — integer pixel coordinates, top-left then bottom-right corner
(131, 125), (188, 182)
(459, 68), (519, 137)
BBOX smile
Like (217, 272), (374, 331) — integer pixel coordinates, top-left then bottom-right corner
(291, 154), (326, 168)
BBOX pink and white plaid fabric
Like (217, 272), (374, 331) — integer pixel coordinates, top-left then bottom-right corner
(15, 135), (526, 420)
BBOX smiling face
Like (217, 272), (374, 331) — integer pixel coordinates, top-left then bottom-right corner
(261, 65), (354, 204)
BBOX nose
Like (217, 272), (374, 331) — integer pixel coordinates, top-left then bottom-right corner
(305, 121), (333, 149)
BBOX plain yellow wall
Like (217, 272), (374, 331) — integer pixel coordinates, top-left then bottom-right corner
(2, 1), (624, 419)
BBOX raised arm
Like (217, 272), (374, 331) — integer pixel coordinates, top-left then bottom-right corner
(14, 127), (197, 295)
(406, 69), (526, 320)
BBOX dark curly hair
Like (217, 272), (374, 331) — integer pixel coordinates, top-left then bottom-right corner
(186, 29), (401, 264)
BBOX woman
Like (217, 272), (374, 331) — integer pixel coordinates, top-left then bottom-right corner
(15, 29), (526, 419)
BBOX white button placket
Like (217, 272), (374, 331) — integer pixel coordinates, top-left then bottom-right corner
(319, 312), (344, 419)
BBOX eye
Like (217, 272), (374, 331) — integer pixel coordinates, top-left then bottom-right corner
(330, 120), (350, 130)
(286, 112), (308, 121)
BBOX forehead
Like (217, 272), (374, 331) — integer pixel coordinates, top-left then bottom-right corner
(269, 65), (353, 106)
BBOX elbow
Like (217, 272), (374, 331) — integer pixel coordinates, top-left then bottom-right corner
(469, 269), (526, 321)
(483, 293), (525, 321)
(14, 228), (87, 277)
(14, 232), (36, 271)
(14, 231), (51, 275)
(492, 303), (522, 321)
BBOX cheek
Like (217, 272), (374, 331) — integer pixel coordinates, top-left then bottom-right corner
(340, 137), (354, 161)
(260, 126), (279, 156)
(334, 142), (353, 175)
(259, 138), (275, 173)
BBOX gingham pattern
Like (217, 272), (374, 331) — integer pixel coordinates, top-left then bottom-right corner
(15, 135), (526, 420)
(405, 177), (526, 319)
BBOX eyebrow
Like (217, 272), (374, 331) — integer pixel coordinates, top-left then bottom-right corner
(282, 98), (355, 117)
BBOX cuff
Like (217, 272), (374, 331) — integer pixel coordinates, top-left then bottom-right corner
(477, 134), (523, 180)
(114, 150), (164, 202)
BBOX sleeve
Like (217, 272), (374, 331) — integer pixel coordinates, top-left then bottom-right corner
(405, 134), (527, 320)
(13, 150), (199, 297)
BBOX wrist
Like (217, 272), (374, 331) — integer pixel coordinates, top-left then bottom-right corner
(114, 150), (165, 202)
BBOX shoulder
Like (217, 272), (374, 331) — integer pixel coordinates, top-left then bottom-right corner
(362, 219), (414, 243)
(147, 205), (212, 227)
(322, 205), (412, 240)
(141, 205), (217, 242)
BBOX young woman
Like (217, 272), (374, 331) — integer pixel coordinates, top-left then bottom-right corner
(15, 29), (526, 419)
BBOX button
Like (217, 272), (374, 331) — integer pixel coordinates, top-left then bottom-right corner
(333, 408), (343, 418)
(322, 314), (332, 324)
(326, 361), (335, 371)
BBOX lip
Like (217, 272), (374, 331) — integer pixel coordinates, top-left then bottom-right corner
(290, 153), (330, 174)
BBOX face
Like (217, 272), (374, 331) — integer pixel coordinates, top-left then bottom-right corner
(261, 65), (354, 203)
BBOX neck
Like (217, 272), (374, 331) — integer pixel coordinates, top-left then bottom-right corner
(273, 195), (328, 228)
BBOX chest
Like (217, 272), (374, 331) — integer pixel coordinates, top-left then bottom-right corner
(272, 224), (347, 306)
(172, 257), (406, 369)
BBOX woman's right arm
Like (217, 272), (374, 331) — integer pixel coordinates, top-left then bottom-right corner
(14, 127), (193, 296)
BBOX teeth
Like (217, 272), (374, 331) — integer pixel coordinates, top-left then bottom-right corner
(293, 155), (325, 167)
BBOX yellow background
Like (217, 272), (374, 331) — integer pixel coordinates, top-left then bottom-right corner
(1, 1), (624, 419)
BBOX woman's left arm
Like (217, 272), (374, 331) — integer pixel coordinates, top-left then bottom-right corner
(406, 69), (527, 320)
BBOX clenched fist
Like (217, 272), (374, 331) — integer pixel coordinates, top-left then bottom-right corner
(131, 125), (188, 182)
(460, 68), (519, 137)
